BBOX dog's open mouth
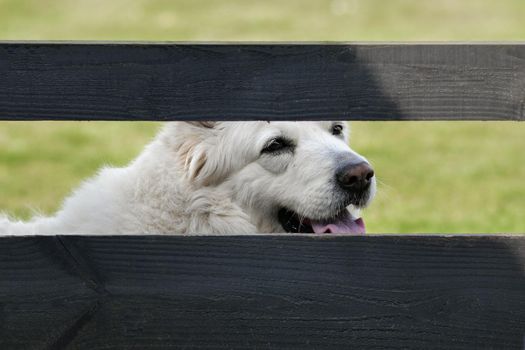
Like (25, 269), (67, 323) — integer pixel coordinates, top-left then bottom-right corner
(278, 208), (365, 234)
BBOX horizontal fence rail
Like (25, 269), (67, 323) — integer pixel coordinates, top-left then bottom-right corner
(0, 43), (524, 121)
(0, 235), (524, 349)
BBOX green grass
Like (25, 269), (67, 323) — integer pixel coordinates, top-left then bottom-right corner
(2, 0), (525, 41)
(353, 122), (525, 233)
(1, 0), (524, 233)
(0, 122), (160, 219)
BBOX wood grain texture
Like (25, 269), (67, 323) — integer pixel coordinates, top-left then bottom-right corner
(0, 237), (99, 349)
(1, 235), (524, 349)
(1, 43), (524, 121)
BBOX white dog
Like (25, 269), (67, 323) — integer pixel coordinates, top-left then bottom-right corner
(1, 121), (376, 235)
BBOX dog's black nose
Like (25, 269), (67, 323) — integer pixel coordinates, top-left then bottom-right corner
(336, 162), (374, 192)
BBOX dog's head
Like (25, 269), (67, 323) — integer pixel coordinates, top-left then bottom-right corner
(167, 121), (376, 234)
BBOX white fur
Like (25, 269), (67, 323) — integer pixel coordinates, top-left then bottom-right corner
(0, 121), (375, 235)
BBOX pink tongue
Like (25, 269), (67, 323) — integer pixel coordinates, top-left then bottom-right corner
(311, 211), (365, 235)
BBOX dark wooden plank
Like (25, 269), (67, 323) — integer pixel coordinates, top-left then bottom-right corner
(1, 43), (524, 121)
(0, 237), (99, 349)
(1, 236), (524, 349)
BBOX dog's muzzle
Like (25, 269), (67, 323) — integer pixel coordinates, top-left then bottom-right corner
(277, 158), (375, 235)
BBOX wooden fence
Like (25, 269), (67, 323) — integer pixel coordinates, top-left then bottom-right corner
(0, 43), (524, 349)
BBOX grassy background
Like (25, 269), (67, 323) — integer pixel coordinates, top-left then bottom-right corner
(1, 0), (524, 233)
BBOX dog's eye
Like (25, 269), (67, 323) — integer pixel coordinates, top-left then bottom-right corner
(331, 124), (344, 136)
(262, 137), (292, 154)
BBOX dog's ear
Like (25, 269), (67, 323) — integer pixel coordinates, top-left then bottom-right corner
(186, 143), (211, 185)
(185, 121), (216, 129)
(171, 121), (222, 186)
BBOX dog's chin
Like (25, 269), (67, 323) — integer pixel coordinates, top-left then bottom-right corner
(277, 207), (365, 235)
